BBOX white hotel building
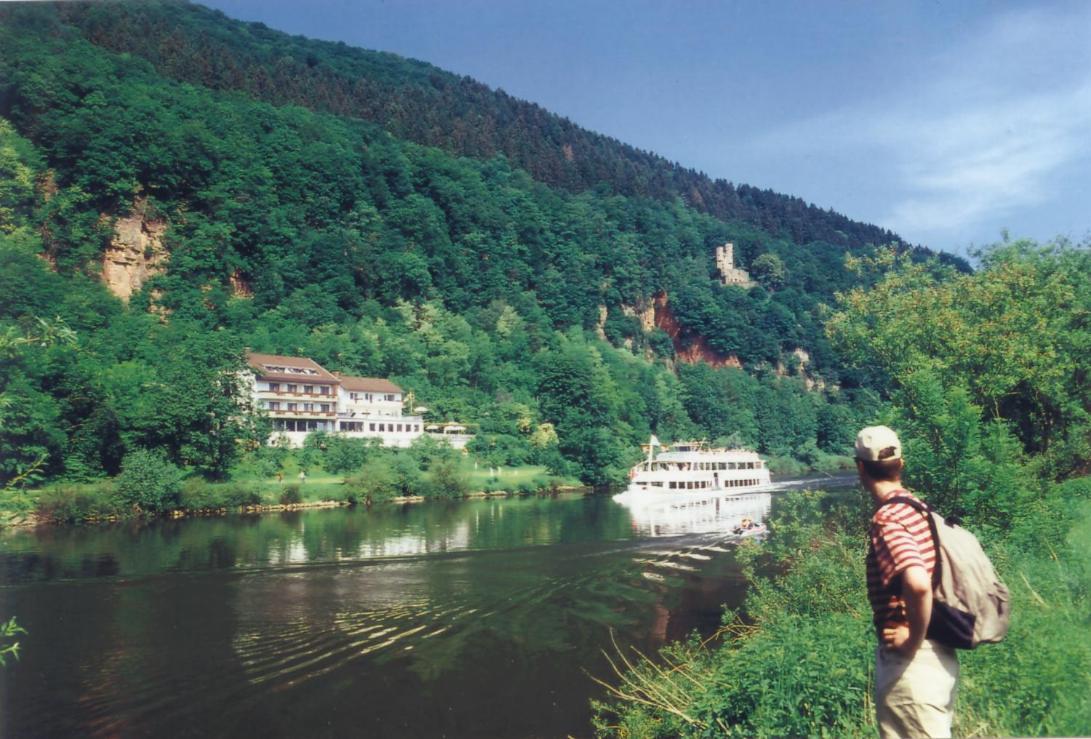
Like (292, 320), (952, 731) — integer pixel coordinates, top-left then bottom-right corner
(245, 351), (449, 448)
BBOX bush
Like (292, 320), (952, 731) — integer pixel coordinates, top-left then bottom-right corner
(427, 455), (470, 498)
(324, 436), (374, 475)
(279, 484), (302, 505)
(178, 478), (219, 510)
(344, 458), (399, 503)
(178, 480), (262, 510)
(221, 482), (262, 507)
(115, 449), (184, 514)
(35, 482), (122, 524)
(764, 454), (806, 477)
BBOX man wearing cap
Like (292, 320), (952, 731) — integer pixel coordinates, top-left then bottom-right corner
(856, 425), (958, 738)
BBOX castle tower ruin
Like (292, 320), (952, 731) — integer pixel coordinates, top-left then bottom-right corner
(715, 242), (754, 287)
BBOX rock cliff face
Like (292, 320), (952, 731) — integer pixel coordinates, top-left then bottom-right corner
(653, 292), (742, 369)
(595, 304), (608, 341)
(101, 200), (167, 301)
(230, 270), (253, 298)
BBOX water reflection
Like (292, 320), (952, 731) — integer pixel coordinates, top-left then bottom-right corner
(0, 492), (801, 738)
(617, 491), (772, 537)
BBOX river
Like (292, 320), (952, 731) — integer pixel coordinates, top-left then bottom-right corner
(0, 477), (854, 738)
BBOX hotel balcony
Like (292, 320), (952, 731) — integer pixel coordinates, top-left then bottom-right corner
(264, 408), (337, 417)
(256, 389), (337, 399)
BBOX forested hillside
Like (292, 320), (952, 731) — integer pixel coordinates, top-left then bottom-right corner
(37, 0), (979, 260)
(0, 2), (943, 489)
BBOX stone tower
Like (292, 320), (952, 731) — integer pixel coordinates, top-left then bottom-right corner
(715, 242), (754, 287)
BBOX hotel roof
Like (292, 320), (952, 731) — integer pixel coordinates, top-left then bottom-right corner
(335, 374), (403, 394)
(245, 351), (340, 384)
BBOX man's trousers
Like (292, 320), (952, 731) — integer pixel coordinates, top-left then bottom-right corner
(875, 639), (959, 738)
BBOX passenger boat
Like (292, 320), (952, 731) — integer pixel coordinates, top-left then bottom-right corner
(613, 436), (772, 502)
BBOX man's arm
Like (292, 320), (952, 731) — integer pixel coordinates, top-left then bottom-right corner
(882, 564), (932, 654)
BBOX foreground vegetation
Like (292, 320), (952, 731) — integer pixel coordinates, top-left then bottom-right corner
(594, 242), (1091, 736)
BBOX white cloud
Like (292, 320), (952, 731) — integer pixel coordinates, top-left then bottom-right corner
(749, 5), (1091, 243)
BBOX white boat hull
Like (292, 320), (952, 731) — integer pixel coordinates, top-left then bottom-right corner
(613, 480), (773, 503)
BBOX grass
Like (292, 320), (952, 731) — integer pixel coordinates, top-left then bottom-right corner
(464, 462), (561, 488)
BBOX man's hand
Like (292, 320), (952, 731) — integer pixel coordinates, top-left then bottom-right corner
(881, 622), (914, 654)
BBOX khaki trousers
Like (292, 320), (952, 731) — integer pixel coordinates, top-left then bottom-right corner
(875, 639), (959, 738)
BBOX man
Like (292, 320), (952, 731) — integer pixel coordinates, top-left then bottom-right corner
(856, 425), (958, 738)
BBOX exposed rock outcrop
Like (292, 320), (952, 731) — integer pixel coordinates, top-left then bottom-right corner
(230, 270), (253, 298)
(621, 301), (656, 333)
(653, 292), (742, 369)
(775, 346), (824, 390)
(101, 199), (168, 302)
(595, 304), (608, 341)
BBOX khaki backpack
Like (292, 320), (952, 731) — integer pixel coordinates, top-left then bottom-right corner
(883, 496), (1010, 649)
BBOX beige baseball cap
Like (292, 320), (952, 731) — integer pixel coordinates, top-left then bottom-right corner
(855, 425), (902, 462)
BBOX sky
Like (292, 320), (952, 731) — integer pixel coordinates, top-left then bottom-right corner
(202, 0), (1091, 257)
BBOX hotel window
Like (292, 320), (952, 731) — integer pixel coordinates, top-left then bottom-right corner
(350, 392), (358, 401)
(287, 402), (297, 411)
(268, 382), (280, 392)
(304, 385), (314, 394)
(268, 401), (280, 411)
(369, 423), (376, 432)
(385, 394), (396, 402)
(287, 384), (297, 393)
(320, 404), (329, 412)
(320, 386), (330, 395)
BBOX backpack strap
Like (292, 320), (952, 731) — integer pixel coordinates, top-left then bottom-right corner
(878, 494), (942, 590)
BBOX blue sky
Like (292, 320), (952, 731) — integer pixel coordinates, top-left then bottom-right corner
(203, 1), (1091, 256)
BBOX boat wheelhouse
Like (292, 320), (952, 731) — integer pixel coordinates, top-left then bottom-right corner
(617, 437), (771, 499)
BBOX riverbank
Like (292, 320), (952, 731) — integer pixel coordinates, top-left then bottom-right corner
(592, 478), (1091, 737)
(4, 472), (586, 529)
(6, 444), (844, 531)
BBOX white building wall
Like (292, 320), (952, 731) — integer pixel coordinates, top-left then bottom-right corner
(337, 386), (403, 418)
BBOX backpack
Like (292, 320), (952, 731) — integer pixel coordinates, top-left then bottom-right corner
(882, 495), (1010, 649)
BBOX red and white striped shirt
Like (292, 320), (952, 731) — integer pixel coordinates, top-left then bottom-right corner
(866, 489), (936, 630)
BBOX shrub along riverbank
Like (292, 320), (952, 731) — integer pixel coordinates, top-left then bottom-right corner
(8, 427), (844, 527)
(593, 482), (1091, 737)
(18, 437), (572, 526)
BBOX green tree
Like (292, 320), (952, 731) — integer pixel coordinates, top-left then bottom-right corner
(750, 252), (786, 289)
(829, 241), (1091, 478)
(115, 448), (184, 513)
